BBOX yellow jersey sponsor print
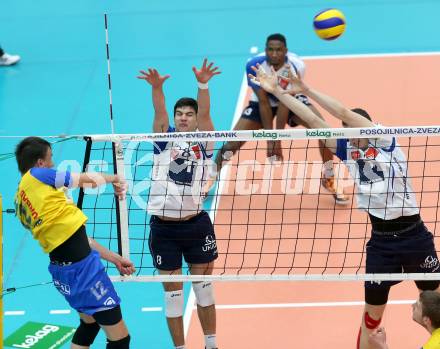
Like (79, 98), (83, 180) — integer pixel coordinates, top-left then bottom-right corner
(15, 168), (87, 253)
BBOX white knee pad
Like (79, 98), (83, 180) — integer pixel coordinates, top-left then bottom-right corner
(193, 282), (215, 307)
(165, 290), (183, 318)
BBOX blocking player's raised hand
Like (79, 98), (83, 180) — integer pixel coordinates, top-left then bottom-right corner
(192, 58), (221, 84)
(248, 64), (278, 94)
(137, 68), (170, 88)
(281, 66), (309, 96)
(138, 68), (171, 132)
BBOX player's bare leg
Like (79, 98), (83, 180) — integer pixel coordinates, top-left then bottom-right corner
(358, 303), (386, 349)
(190, 262), (217, 349)
(160, 269), (185, 348)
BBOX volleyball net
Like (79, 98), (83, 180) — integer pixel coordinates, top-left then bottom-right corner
(76, 125), (440, 282)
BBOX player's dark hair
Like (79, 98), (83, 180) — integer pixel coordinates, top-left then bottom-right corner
(420, 291), (440, 329)
(266, 33), (287, 47)
(15, 137), (51, 174)
(173, 97), (198, 116)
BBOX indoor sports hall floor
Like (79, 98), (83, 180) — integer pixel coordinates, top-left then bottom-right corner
(2, 1), (440, 348)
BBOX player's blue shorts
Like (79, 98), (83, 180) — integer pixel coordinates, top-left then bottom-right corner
(241, 95), (311, 126)
(149, 211), (218, 271)
(365, 220), (440, 290)
(48, 250), (120, 315)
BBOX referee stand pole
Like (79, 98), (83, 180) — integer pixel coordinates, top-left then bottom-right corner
(1, 194), (3, 348)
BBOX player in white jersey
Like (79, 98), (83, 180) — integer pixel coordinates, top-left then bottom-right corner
(138, 59), (220, 349)
(207, 33), (349, 204)
(249, 65), (440, 349)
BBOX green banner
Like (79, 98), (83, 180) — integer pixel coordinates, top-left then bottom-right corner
(4, 322), (76, 349)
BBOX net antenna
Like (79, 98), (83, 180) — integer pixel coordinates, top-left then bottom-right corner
(104, 13), (115, 135)
(102, 14), (129, 259)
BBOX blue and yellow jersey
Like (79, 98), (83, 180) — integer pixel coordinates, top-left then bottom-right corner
(423, 328), (440, 349)
(14, 168), (87, 253)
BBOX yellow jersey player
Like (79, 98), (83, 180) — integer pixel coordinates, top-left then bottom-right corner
(368, 291), (440, 349)
(14, 136), (135, 349)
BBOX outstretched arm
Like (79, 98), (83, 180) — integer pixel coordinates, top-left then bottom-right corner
(250, 65), (329, 129)
(89, 238), (136, 276)
(70, 173), (127, 200)
(251, 66), (336, 152)
(249, 64), (337, 151)
(138, 68), (171, 132)
(283, 69), (374, 128)
(192, 58), (221, 131)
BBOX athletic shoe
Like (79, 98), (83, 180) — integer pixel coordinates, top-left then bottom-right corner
(0, 52), (21, 66)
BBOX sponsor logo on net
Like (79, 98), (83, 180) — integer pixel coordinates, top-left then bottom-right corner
(252, 130), (279, 139)
(13, 324), (60, 349)
(243, 126), (440, 139)
(360, 126), (440, 136)
(305, 130), (332, 138)
(251, 130), (345, 140)
(128, 131), (238, 141)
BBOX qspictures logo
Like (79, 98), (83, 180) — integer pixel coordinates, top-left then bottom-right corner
(4, 322), (76, 349)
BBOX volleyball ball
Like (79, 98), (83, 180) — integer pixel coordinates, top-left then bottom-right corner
(313, 9), (346, 40)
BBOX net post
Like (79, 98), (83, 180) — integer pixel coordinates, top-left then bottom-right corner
(112, 141), (130, 259)
(77, 137), (93, 210)
(0, 194), (3, 345)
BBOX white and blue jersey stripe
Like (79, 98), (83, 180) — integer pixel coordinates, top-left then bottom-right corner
(148, 126), (213, 218)
(335, 134), (419, 220)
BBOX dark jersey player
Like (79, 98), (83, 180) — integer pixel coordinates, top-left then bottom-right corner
(138, 59), (220, 349)
(249, 64), (440, 349)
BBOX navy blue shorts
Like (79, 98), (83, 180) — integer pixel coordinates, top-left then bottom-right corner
(149, 211), (218, 271)
(241, 96), (311, 126)
(365, 221), (440, 290)
(48, 250), (121, 315)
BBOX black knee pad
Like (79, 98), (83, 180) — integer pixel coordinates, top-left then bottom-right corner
(416, 280), (440, 291)
(71, 319), (100, 346)
(107, 334), (131, 349)
(365, 286), (391, 306)
(93, 305), (123, 326)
